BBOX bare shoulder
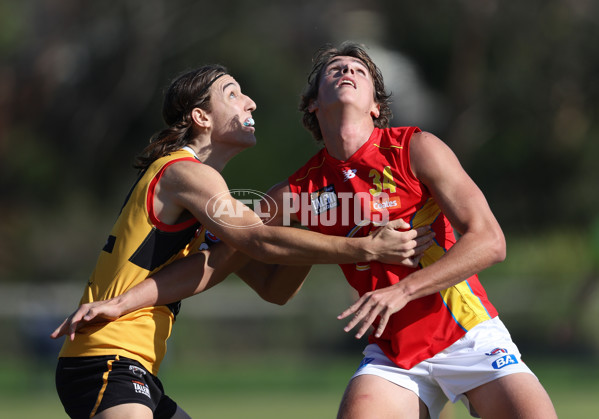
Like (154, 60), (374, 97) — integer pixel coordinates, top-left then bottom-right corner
(151, 159), (231, 225)
(410, 130), (452, 157)
(409, 130), (464, 183)
(161, 159), (228, 195)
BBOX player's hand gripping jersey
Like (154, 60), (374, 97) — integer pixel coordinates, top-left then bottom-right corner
(288, 127), (498, 369)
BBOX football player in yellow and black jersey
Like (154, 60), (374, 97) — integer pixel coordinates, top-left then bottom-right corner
(52, 64), (434, 419)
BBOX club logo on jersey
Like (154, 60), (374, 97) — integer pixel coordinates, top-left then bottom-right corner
(129, 365), (146, 377)
(310, 185), (338, 215)
(485, 347), (509, 356)
(342, 168), (357, 182)
(491, 354), (519, 370)
(132, 380), (151, 399)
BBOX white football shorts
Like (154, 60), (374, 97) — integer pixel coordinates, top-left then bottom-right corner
(351, 317), (536, 419)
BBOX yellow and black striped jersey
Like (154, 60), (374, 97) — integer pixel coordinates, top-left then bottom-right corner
(59, 149), (205, 374)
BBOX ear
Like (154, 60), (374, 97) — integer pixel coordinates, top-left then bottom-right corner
(191, 108), (210, 128)
(370, 103), (380, 119)
(307, 99), (319, 113)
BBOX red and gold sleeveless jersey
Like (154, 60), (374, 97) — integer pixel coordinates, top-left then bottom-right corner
(288, 127), (498, 369)
(59, 149), (205, 375)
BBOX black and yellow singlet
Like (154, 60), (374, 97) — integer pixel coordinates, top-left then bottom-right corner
(59, 149), (206, 375)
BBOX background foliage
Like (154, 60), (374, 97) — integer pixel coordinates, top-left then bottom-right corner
(1, 0), (598, 416)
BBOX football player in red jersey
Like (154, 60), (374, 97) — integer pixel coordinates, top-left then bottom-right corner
(285, 42), (555, 419)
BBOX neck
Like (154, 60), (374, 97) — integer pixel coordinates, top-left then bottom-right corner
(185, 136), (245, 172)
(319, 112), (375, 161)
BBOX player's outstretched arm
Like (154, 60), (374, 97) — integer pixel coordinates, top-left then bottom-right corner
(170, 163), (435, 266)
(50, 240), (308, 340)
(49, 244), (237, 341)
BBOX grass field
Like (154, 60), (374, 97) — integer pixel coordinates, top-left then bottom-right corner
(2, 354), (598, 418)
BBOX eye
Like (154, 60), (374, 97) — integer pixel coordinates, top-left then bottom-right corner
(326, 65), (340, 74)
(228, 90), (237, 99)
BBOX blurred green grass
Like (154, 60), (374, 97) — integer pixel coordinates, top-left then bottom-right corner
(3, 355), (597, 418)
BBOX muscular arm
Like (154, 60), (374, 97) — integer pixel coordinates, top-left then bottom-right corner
(50, 239), (309, 340)
(339, 131), (506, 338)
(164, 161), (426, 265)
(51, 164), (432, 340)
(401, 131), (505, 297)
(50, 181), (312, 340)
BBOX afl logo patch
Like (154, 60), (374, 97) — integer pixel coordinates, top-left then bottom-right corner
(310, 185), (338, 215)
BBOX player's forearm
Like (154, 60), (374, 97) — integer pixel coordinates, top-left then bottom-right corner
(110, 252), (212, 316)
(238, 261), (311, 304)
(233, 225), (373, 265)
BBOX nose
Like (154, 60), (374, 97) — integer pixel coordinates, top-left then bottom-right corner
(342, 64), (355, 75)
(245, 94), (257, 112)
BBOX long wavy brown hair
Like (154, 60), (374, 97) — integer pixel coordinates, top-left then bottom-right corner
(134, 65), (228, 170)
(299, 42), (392, 143)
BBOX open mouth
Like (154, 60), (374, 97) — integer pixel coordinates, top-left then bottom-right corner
(339, 79), (355, 88)
(243, 117), (255, 127)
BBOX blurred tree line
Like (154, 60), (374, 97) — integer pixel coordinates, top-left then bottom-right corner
(1, 0), (598, 352)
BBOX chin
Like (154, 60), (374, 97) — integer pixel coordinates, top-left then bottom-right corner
(235, 135), (257, 149)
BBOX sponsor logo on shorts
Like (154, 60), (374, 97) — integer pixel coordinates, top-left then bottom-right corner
(485, 347), (508, 356)
(357, 357), (375, 371)
(132, 380), (151, 399)
(129, 365), (146, 377)
(491, 354), (519, 370)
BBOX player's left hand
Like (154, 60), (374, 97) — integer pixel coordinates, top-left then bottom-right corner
(337, 283), (409, 339)
(50, 299), (123, 341)
(369, 218), (435, 267)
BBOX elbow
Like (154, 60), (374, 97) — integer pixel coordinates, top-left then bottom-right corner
(269, 297), (290, 306)
(260, 286), (302, 306)
(488, 228), (506, 265)
(261, 293), (292, 306)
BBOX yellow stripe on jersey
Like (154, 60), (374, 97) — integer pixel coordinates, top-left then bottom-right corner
(346, 219), (372, 238)
(411, 198), (445, 268)
(439, 282), (493, 330)
(411, 198), (441, 229)
(373, 143), (403, 150)
(412, 198), (492, 329)
(419, 245), (446, 269)
(294, 156), (326, 182)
